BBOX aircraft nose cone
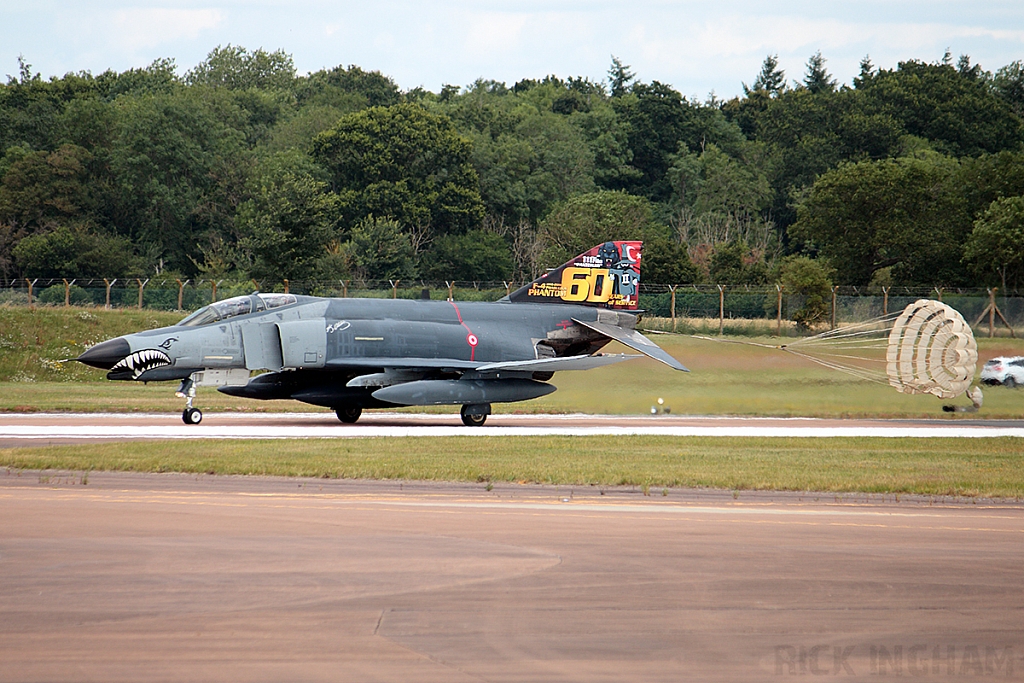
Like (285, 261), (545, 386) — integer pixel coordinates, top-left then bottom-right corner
(77, 338), (130, 370)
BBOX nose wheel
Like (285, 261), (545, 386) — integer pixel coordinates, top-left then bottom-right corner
(177, 376), (202, 425)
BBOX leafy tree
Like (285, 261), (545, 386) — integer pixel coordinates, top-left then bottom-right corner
(612, 81), (704, 201)
(857, 59), (1023, 157)
(109, 88), (249, 273)
(297, 65), (401, 109)
(708, 240), (768, 284)
(12, 224), (141, 277)
(777, 255), (833, 328)
(236, 154), (340, 280)
(0, 144), (96, 229)
(537, 190), (693, 281)
(789, 155), (970, 285)
(802, 52), (836, 94)
(963, 196), (1024, 290)
(185, 45), (295, 91)
(419, 229), (512, 281)
(313, 103), (485, 238)
(344, 215), (416, 281)
(992, 61), (1024, 117)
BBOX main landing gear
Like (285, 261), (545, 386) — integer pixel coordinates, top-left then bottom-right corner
(177, 376), (202, 425)
(335, 406), (362, 423)
(460, 404), (489, 427)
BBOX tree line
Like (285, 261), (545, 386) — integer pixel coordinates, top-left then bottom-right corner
(1, 46), (1023, 292)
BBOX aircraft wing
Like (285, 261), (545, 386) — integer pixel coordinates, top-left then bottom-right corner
(475, 353), (641, 373)
(572, 318), (689, 371)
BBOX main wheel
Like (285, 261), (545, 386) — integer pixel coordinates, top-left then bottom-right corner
(1004, 376), (1016, 389)
(182, 407), (203, 425)
(460, 405), (487, 427)
(336, 406), (362, 423)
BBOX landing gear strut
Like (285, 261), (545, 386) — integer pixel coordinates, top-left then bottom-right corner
(177, 376), (202, 425)
(461, 403), (490, 427)
(335, 406), (362, 423)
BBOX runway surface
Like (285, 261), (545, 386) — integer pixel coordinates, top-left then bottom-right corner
(2, 471), (1022, 682)
(3, 411), (1024, 445)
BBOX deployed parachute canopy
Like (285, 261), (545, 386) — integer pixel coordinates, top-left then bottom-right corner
(776, 299), (978, 400)
(885, 299), (978, 399)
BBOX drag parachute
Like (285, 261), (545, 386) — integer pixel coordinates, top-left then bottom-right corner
(885, 299), (977, 399)
(774, 299), (978, 400)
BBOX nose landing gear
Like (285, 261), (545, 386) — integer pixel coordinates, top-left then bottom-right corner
(177, 376), (202, 425)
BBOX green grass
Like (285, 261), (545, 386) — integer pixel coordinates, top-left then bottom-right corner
(3, 436), (1023, 497)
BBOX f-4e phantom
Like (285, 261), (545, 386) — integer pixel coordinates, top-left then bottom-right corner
(77, 241), (687, 426)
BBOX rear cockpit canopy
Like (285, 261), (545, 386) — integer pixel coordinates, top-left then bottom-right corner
(177, 293), (297, 327)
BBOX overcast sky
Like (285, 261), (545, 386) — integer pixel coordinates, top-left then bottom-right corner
(3, 1), (1022, 100)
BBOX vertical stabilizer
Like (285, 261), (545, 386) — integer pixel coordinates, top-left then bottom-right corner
(508, 241), (642, 310)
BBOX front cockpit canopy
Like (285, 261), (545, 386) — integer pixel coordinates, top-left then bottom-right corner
(177, 293), (297, 327)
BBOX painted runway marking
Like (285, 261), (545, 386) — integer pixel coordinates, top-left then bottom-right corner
(2, 425), (1024, 439)
(2, 413), (1023, 440)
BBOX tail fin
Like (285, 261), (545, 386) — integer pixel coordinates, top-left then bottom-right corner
(508, 241), (641, 310)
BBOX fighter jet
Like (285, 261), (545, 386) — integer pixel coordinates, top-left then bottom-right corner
(77, 241), (687, 425)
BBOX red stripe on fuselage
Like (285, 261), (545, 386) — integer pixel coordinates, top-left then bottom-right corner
(448, 301), (476, 361)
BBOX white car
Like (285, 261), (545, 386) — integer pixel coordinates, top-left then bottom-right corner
(980, 357), (1024, 388)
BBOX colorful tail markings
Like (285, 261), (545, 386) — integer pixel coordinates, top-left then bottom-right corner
(508, 241), (642, 310)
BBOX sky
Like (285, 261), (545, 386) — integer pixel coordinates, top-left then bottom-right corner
(2, 1), (1023, 100)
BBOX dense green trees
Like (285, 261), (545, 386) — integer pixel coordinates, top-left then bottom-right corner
(1, 47), (1023, 287)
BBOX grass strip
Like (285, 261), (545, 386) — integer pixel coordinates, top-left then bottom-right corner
(3, 436), (1023, 498)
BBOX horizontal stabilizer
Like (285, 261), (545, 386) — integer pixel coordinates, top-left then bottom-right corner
(572, 318), (688, 371)
(475, 353), (641, 373)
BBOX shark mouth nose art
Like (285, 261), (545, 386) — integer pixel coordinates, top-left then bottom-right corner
(109, 349), (172, 379)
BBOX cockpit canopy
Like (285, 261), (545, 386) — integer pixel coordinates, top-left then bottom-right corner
(177, 293), (298, 327)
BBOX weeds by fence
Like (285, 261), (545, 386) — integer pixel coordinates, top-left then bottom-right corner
(2, 278), (1021, 338)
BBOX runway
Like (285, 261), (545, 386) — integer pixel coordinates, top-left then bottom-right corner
(2, 471), (1022, 682)
(3, 411), (1024, 445)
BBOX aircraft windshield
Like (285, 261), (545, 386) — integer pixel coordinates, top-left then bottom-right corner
(177, 293), (297, 327)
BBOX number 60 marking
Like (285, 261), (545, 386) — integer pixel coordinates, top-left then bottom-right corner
(560, 267), (612, 303)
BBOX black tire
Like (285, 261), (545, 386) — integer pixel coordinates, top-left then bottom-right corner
(461, 406), (487, 427)
(336, 406), (362, 423)
(1004, 376), (1016, 389)
(182, 408), (203, 425)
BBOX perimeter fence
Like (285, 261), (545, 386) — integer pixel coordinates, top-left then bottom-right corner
(1, 278), (1021, 338)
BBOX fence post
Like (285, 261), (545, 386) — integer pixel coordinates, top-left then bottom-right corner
(717, 284), (725, 335)
(776, 284), (783, 337)
(282, 279), (289, 295)
(831, 286), (839, 330)
(342, 280), (349, 298)
(668, 285), (677, 332)
(989, 287), (997, 338)
(446, 281), (454, 301)
(176, 279), (185, 310)
(136, 278), (149, 309)
(389, 280), (400, 299)
(933, 286), (944, 302)
(503, 281), (513, 298)
(251, 279), (259, 292)
(63, 279), (70, 307)
(104, 278), (115, 309)
(882, 286), (889, 316)
(26, 279), (36, 308)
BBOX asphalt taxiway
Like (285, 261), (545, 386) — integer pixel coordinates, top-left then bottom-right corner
(2, 471), (1023, 682)
(3, 411), (1024, 445)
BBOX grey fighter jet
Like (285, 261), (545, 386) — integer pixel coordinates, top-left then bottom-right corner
(77, 241), (687, 426)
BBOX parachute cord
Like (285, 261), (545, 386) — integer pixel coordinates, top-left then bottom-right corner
(780, 348), (891, 385)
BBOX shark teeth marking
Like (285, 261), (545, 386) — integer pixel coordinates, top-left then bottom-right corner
(111, 349), (172, 379)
